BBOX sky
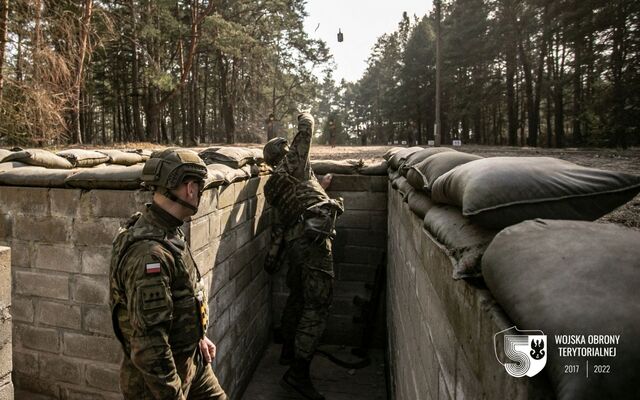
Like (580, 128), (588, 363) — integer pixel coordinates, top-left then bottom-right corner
(303, 0), (435, 83)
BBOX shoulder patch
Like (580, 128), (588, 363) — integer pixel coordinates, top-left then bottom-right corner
(145, 262), (161, 274)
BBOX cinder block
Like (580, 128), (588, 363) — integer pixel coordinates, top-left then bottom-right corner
(215, 232), (236, 264)
(13, 350), (38, 376)
(87, 190), (147, 218)
(210, 307), (230, 342)
(50, 188), (82, 217)
(38, 353), (82, 384)
(15, 270), (69, 300)
(214, 281), (235, 316)
(81, 246), (112, 276)
(14, 323), (59, 353)
(234, 180), (249, 202)
(14, 216), (71, 243)
(336, 263), (377, 283)
(332, 191), (387, 211)
(210, 260), (230, 297)
(234, 266), (252, 296)
(208, 211), (221, 240)
(34, 244), (81, 273)
(73, 218), (121, 247)
(326, 175), (372, 192)
(219, 201), (248, 232)
(36, 301), (81, 329)
(85, 363), (120, 392)
(0, 187), (49, 215)
(12, 373), (59, 399)
(10, 240), (30, 269)
(72, 275), (109, 305)
(369, 176), (389, 192)
(335, 210), (370, 229)
(11, 295), (33, 323)
(63, 332), (122, 363)
(188, 216), (210, 252)
(0, 381), (14, 400)
(0, 214), (11, 240)
(217, 184), (236, 209)
(0, 248), (9, 304)
(235, 219), (253, 248)
(83, 306), (112, 335)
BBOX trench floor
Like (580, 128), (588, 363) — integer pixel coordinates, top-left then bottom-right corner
(240, 344), (387, 400)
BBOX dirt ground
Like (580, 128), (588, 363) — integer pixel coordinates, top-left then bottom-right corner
(307, 144), (640, 231)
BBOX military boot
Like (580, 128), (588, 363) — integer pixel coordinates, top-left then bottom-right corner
(281, 358), (325, 400)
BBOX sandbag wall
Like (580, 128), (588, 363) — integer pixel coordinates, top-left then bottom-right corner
(387, 186), (554, 399)
(385, 145), (640, 400)
(0, 246), (12, 399)
(0, 148), (273, 400)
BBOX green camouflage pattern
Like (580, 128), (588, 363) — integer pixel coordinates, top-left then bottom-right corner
(110, 204), (226, 399)
(281, 237), (334, 360)
(264, 113), (336, 363)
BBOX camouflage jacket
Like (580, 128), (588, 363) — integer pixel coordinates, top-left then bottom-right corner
(110, 203), (208, 399)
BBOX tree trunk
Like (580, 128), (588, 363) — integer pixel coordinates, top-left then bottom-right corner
(0, 0), (8, 101)
(130, 0), (144, 141)
(70, 0), (93, 144)
(610, 4), (628, 148)
(201, 54), (209, 143)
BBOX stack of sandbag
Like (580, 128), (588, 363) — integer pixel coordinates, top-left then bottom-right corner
(0, 146), (263, 190)
(385, 145), (494, 279)
(384, 146), (640, 280)
(308, 159), (388, 176)
(482, 219), (640, 400)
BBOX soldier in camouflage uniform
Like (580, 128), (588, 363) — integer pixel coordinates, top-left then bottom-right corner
(263, 112), (343, 400)
(110, 148), (227, 400)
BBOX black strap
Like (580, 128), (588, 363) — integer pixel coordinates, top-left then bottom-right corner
(163, 188), (198, 213)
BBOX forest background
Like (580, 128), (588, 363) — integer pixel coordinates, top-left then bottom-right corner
(0, 0), (638, 149)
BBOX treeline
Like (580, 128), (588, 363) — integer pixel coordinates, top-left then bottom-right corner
(0, 0), (331, 146)
(332, 0), (640, 148)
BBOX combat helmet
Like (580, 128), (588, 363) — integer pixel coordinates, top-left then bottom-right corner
(264, 137), (289, 166)
(141, 148), (208, 212)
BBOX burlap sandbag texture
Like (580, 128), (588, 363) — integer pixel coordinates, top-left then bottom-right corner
(482, 219), (640, 400)
(407, 151), (483, 191)
(407, 190), (435, 219)
(2, 149), (73, 169)
(311, 159), (363, 175)
(399, 147), (457, 177)
(387, 146), (424, 170)
(423, 205), (497, 279)
(199, 147), (255, 168)
(65, 164), (143, 189)
(431, 157), (640, 229)
(57, 149), (111, 167)
(0, 167), (77, 187)
(359, 160), (388, 175)
(97, 149), (144, 166)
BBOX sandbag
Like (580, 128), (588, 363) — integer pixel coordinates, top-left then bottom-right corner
(199, 147), (255, 168)
(0, 161), (29, 172)
(0, 149), (11, 161)
(408, 152), (483, 191)
(395, 176), (414, 201)
(407, 190), (435, 219)
(98, 149), (144, 166)
(65, 164), (143, 189)
(359, 160), (388, 175)
(311, 159), (363, 175)
(2, 149), (73, 169)
(482, 219), (640, 400)
(0, 166), (77, 187)
(57, 149), (110, 167)
(203, 163), (251, 189)
(387, 146), (423, 170)
(383, 147), (404, 161)
(431, 157), (640, 229)
(388, 168), (401, 182)
(129, 149), (152, 160)
(399, 147), (457, 176)
(249, 148), (265, 164)
(423, 205), (497, 279)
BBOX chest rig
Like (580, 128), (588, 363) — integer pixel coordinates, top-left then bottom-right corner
(110, 212), (208, 353)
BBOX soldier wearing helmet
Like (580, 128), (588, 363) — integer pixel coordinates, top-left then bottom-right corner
(263, 113), (343, 400)
(110, 148), (227, 400)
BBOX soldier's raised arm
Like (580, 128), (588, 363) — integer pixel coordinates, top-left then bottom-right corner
(284, 112), (315, 180)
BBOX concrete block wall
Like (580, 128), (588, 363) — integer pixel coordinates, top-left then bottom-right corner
(0, 177), (272, 400)
(271, 175), (388, 347)
(386, 184), (554, 400)
(0, 247), (13, 400)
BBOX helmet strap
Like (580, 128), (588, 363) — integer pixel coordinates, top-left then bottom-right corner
(162, 187), (198, 214)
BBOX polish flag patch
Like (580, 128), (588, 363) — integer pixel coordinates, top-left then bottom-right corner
(145, 263), (161, 274)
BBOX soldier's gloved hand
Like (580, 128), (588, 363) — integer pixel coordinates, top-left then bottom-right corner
(297, 112), (314, 133)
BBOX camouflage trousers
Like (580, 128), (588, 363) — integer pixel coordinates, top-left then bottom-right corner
(120, 347), (227, 400)
(281, 236), (334, 361)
